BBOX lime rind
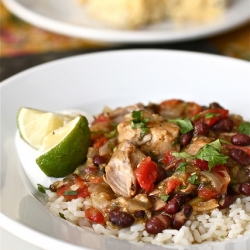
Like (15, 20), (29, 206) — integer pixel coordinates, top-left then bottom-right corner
(36, 116), (91, 177)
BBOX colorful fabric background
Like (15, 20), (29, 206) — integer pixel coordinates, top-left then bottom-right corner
(0, 2), (249, 60)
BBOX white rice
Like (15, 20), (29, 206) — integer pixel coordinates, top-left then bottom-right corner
(45, 192), (250, 246)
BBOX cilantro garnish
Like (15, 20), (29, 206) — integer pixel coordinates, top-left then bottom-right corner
(91, 123), (118, 139)
(175, 162), (187, 172)
(188, 173), (200, 185)
(172, 151), (193, 159)
(63, 190), (78, 196)
(229, 180), (237, 189)
(59, 212), (66, 220)
(193, 112), (221, 121)
(130, 110), (150, 140)
(204, 113), (221, 119)
(37, 184), (50, 194)
(172, 139), (228, 171)
(160, 195), (170, 202)
(168, 118), (193, 134)
(238, 122), (250, 135)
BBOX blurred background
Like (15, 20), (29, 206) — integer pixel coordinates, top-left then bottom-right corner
(0, 0), (249, 81)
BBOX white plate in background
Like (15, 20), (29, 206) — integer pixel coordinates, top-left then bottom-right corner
(2, 0), (250, 43)
(1, 49), (250, 250)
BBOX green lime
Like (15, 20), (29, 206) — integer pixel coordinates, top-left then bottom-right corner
(36, 116), (91, 177)
(17, 107), (70, 149)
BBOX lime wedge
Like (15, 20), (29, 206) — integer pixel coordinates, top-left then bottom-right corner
(36, 116), (91, 177)
(17, 107), (70, 149)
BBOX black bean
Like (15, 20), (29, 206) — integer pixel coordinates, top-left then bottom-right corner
(109, 208), (134, 228)
(173, 194), (186, 204)
(219, 195), (234, 209)
(172, 205), (193, 230)
(156, 165), (167, 183)
(212, 118), (234, 132)
(228, 183), (241, 195)
(240, 183), (250, 196)
(93, 155), (107, 166)
(194, 121), (210, 136)
(145, 214), (172, 234)
(209, 102), (224, 109)
(231, 133), (250, 146)
(165, 194), (191, 215)
(134, 210), (146, 218)
(165, 198), (180, 214)
(180, 130), (193, 147)
(182, 204), (193, 218)
(229, 148), (250, 166)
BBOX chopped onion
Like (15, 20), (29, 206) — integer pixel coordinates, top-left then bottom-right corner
(192, 199), (219, 212)
(99, 138), (116, 156)
(200, 171), (230, 194)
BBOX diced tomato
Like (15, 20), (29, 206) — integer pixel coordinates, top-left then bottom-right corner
(165, 178), (183, 194)
(134, 156), (158, 193)
(93, 136), (109, 149)
(211, 164), (229, 177)
(56, 184), (70, 197)
(198, 188), (219, 200)
(162, 150), (177, 165)
(56, 175), (90, 200)
(85, 206), (105, 224)
(193, 159), (209, 171)
(193, 108), (229, 127)
(185, 102), (202, 117)
(92, 114), (110, 125)
(194, 159), (229, 176)
(74, 186), (90, 199)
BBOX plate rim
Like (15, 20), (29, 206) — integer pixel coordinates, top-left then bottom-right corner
(2, 0), (250, 43)
(1, 48), (249, 85)
(1, 49), (250, 250)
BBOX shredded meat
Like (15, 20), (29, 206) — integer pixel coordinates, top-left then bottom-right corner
(104, 140), (146, 198)
(117, 111), (180, 159)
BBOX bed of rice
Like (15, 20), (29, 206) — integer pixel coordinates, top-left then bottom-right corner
(45, 191), (250, 247)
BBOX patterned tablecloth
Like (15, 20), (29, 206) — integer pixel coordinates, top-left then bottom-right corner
(0, 2), (249, 80)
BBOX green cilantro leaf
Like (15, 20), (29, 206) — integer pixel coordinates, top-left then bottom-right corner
(168, 118), (193, 134)
(63, 190), (78, 196)
(204, 113), (220, 119)
(193, 114), (201, 121)
(238, 122), (250, 135)
(208, 139), (223, 151)
(188, 173), (199, 185)
(130, 110), (150, 140)
(219, 139), (232, 145)
(91, 123), (118, 139)
(59, 212), (66, 220)
(160, 195), (170, 202)
(172, 139), (228, 171)
(175, 162), (187, 172)
(172, 151), (193, 159)
(195, 141), (228, 170)
(37, 184), (50, 194)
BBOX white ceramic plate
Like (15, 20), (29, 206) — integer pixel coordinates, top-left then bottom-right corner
(2, 0), (250, 43)
(1, 49), (250, 250)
